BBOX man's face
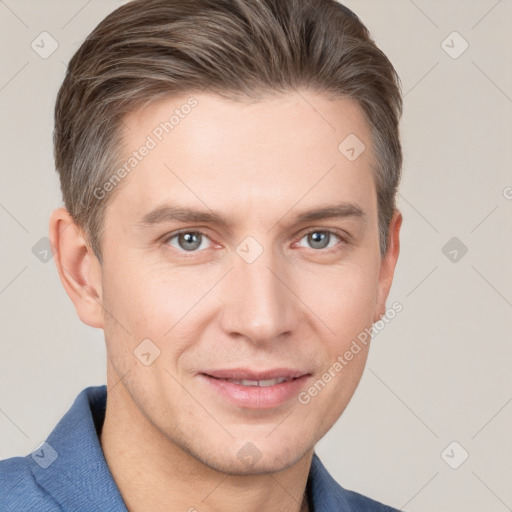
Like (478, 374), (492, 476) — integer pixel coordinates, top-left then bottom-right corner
(96, 91), (398, 474)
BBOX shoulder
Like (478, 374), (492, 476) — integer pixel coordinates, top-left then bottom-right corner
(340, 487), (402, 511)
(309, 453), (402, 511)
(0, 386), (111, 512)
(0, 455), (61, 511)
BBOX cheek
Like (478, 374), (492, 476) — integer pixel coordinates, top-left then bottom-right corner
(102, 256), (174, 324)
(101, 259), (216, 358)
(295, 258), (380, 347)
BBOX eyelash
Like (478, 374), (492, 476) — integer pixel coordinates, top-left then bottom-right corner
(163, 228), (347, 257)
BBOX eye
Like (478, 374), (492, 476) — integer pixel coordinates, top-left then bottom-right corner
(297, 230), (343, 251)
(165, 230), (212, 252)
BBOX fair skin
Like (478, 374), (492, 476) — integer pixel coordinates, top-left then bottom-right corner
(50, 91), (401, 512)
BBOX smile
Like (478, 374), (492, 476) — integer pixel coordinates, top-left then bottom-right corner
(223, 377), (290, 387)
(199, 369), (311, 409)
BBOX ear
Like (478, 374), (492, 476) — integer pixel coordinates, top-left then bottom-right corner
(49, 208), (104, 328)
(374, 209), (402, 322)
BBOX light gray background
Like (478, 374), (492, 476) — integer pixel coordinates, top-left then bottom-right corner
(1, 1), (511, 511)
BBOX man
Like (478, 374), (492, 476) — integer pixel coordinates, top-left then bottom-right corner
(0, 0), (403, 510)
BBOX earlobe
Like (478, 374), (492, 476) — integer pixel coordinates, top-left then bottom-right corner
(49, 208), (104, 328)
(374, 210), (402, 323)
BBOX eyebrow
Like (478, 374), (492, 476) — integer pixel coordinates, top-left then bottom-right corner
(136, 202), (365, 229)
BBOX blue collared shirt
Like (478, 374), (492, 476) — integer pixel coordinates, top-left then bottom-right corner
(0, 386), (401, 511)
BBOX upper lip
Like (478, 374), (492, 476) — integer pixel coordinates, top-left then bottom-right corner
(201, 368), (310, 381)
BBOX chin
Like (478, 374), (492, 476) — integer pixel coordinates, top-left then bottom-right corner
(183, 433), (314, 476)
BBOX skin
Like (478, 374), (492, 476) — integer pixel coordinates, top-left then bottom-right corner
(50, 90), (401, 512)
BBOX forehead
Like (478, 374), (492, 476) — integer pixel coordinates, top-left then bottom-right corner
(108, 91), (376, 225)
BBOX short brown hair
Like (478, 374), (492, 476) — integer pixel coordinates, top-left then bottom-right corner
(54, 0), (402, 261)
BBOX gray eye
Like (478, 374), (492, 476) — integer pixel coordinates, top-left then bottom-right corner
(298, 231), (340, 250)
(167, 231), (210, 252)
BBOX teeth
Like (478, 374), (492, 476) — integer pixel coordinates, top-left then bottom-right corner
(227, 377), (289, 387)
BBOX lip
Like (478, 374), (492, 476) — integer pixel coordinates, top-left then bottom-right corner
(198, 368), (311, 409)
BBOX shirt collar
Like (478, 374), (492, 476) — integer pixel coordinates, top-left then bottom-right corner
(29, 385), (126, 511)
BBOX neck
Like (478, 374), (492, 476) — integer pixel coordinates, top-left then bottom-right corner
(99, 380), (312, 512)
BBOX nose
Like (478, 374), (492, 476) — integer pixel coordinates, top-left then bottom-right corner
(218, 244), (299, 346)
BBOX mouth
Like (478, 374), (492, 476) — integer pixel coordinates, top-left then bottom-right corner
(218, 376), (292, 387)
(198, 368), (311, 409)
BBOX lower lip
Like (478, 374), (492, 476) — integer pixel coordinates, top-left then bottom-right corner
(199, 374), (311, 409)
